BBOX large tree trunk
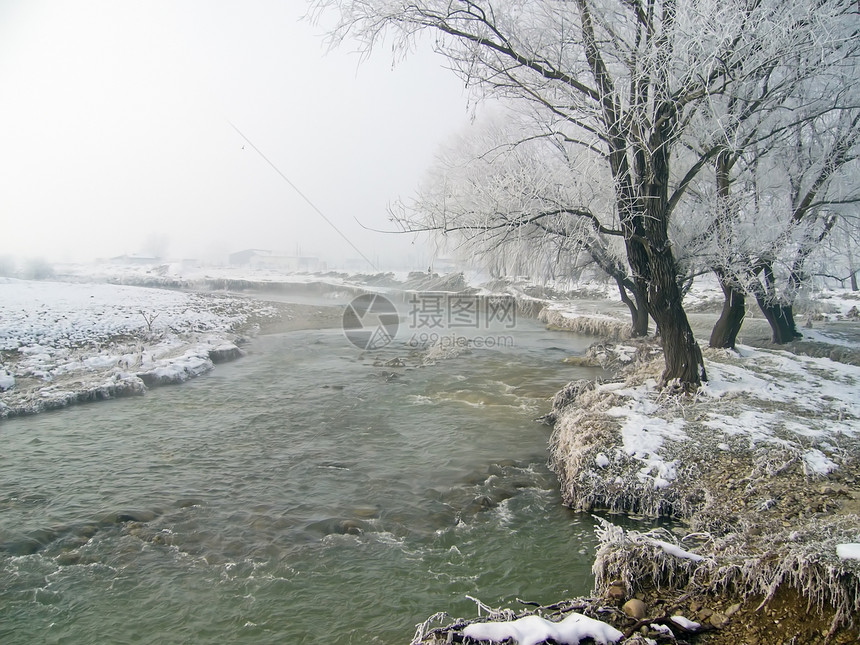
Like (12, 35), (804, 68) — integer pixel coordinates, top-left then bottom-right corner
(709, 273), (746, 349)
(751, 258), (802, 344)
(633, 284), (649, 338)
(626, 100), (705, 390)
(708, 150), (746, 351)
(578, 0), (703, 390)
(754, 296), (801, 344)
(637, 255), (706, 389)
(627, 223), (706, 388)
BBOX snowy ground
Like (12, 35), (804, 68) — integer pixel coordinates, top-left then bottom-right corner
(553, 341), (859, 506)
(0, 278), (316, 418)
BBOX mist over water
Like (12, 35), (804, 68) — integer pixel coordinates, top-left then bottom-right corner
(2, 320), (608, 643)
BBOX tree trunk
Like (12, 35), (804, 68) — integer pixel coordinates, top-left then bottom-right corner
(629, 245), (706, 389)
(848, 245), (858, 291)
(615, 277), (649, 337)
(625, 98), (705, 390)
(579, 1), (703, 389)
(709, 273), (746, 349)
(754, 295), (801, 344)
(644, 275), (706, 388)
(633, 284), (649, 338)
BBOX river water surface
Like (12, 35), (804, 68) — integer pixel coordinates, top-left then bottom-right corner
(2, 315), (609, 644)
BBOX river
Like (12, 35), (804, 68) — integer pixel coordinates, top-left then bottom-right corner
(2, 312), (614, 644)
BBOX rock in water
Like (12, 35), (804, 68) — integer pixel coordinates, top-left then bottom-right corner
(208, 343), (244, 364)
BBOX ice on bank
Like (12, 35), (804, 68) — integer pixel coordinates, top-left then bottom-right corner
(463, 612), (623, 645)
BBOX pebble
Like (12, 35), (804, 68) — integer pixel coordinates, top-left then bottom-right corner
(623, 598), (647, 619)
(607, 585), (626, 601)
(709, 612), (730, 628)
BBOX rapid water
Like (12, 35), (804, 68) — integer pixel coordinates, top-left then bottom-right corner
(1, 317), (609, 644)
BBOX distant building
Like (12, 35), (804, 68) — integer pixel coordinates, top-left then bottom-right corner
(228, 249), (321, 273)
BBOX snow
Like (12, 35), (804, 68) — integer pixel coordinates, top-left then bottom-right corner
(0, 278), (268, 351)
(0, 278), (280, 416)
(670, 615), (701, 630)
(591, 342), (860, 489)
(802, 449), (838, 476)
(541, 302), (627, 325)
(801, 328), (860, 349)
(836, 544), (860, 561)
(0, 369), (13, 391)
(601, 390), (688, 488)
(700, 346), (860, 421)
(595, 453), (610, 468)
(647, 538), (706, 562)
(463, 612), (623, 645)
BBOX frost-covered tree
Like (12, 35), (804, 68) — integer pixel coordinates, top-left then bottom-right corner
(313, 0), (858, 388)
(819, 217), (860, 291)
(748, 113), (859, 342)
(670, 9), (860, 347)
(685, 100), (860, 346)
(392, 109), (651, 335)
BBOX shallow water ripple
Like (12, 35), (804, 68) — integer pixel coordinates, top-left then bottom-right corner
(1, 323), (605, 644)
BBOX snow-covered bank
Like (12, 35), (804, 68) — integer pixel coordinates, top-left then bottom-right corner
(549, 341), (859, 634)
(413, 339), (860, 644)
(0, 279), (340, 418)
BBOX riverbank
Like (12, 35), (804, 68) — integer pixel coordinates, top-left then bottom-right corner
(0, 278), (343, 418)
(414, 337), (860, 644)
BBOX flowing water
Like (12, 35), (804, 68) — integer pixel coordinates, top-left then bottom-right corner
(1, 315), (612, 644)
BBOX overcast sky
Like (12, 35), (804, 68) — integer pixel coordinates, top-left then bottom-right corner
(0, 1), (473, 269)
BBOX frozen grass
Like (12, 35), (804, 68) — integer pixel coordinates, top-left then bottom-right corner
(538, 306), (633, 341)
(548, 339), (860, 632)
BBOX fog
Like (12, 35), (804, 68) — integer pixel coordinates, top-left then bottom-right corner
(0, 0), (473, 270)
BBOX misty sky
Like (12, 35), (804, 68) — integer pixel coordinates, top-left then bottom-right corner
(0, 1), (473, 269)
